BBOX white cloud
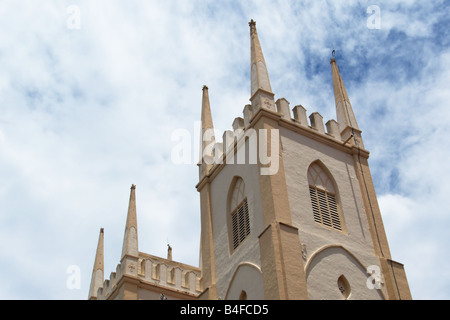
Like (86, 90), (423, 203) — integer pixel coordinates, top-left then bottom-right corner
(380, 193), (450, 300)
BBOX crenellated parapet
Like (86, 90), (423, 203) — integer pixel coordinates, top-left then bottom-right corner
(198, 93), (354, 182)
(95, 253), (202, 300)
(137, 253), (202, 294)
(96, 263), (123, 300)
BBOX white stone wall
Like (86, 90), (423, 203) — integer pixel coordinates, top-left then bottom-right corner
(280, 126), (387, 299)
(208, 138), (265, 300)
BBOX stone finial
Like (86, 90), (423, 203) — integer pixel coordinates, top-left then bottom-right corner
(167, 244), (173, 261)
(249, 19), (256, 32)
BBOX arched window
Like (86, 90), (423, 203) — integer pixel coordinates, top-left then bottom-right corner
(229, 177), (250, 251)
(239, 290), (248, 300)
(308, 162), (343, 232)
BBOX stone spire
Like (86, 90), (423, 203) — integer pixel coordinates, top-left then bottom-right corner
(248, 19), (276, 113)
(200, 85), (215, 165)
(250, 19), (273, 97)
(88, 228), (104, 300)
(330, 56), (362, 145)
(121, 184), (138, 259)
(201, 85), (214, 136)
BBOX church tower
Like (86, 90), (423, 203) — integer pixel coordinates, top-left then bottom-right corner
(89, 20), (411, 300)
(196, 20), (412, 300)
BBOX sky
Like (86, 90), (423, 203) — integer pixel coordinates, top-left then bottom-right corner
(0, 0), (449, 300)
